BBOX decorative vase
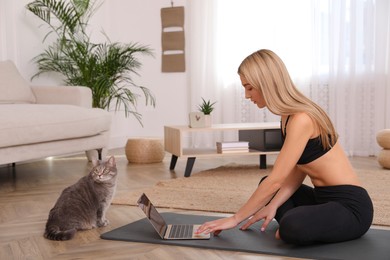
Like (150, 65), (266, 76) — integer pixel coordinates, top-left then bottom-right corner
(189, 112), (212, 128)
(204, 114), (212, 127)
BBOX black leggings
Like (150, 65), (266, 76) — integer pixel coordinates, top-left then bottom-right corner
(260, 177), (374, 245)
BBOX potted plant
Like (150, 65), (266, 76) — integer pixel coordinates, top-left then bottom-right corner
(26, 0), (155, 126)
(198, 98), (216, 115)
(189, 98), (216, 128)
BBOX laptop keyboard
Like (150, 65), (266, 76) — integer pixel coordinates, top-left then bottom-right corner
(168, 224), (193, 239)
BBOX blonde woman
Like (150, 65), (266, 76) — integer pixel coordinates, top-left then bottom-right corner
(196, 49), (373, 245)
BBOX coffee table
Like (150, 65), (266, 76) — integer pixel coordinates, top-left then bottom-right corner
(164, 122), (281, 177)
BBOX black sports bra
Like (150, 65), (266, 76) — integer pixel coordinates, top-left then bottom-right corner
(281, 115), (331, 165)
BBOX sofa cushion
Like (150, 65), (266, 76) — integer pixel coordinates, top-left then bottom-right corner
(0, 104), (111, 148)
(0, 60), (36, 104)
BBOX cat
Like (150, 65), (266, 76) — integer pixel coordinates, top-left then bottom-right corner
(44, 156), (118, 241)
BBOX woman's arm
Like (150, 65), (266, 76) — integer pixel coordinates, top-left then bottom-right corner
(267, 166), (307, 209)
(240, 166), (307, 231)
(233, 113), (314, 223)
(196, 113), (314, 235)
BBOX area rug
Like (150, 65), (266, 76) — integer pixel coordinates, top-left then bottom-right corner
(112, 164), (390, 226)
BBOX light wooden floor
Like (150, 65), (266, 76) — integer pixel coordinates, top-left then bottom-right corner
(0, 149), (385, 260)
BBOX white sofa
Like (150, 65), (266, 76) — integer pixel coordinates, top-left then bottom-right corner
(0, 60), (111, 166)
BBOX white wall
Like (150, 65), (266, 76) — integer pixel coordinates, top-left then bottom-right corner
(0, 0), (189, 148)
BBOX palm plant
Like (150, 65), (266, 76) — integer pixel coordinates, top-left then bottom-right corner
(26, 0), (155, 125)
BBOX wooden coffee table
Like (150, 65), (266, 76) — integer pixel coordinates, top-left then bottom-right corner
(164, 122), (281, 177)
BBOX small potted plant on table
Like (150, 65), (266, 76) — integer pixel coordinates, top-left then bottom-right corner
(198, 98), (216, 127)
(189, 98), (216, 128)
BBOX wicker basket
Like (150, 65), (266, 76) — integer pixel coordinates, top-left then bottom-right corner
(378, 149), (390, 169)
(125, 138), (165, 163)
(376, 129), (390, 169)
(377, 129), (390, 149)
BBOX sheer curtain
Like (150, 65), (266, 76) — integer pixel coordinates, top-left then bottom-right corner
(188, 0), (390, 155)
(309, 0), (390, 156)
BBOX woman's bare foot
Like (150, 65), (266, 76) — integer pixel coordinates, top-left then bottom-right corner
(275, 229), (281, 240)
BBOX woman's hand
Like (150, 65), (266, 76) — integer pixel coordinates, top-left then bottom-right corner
(195, 216), (239, 236)
(240, 205), (276, 232)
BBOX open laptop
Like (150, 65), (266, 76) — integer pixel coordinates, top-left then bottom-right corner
(137, 193), (210, 240)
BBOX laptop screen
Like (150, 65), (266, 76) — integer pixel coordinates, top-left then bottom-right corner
(137, 193), (167, 238)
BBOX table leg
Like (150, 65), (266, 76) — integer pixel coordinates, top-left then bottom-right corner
(259, 155), (267, 169)
(169, 155), (178, 170)
(184, 157), (196, 177)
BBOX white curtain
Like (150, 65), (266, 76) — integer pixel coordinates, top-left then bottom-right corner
(188, 0), (390, 155)
(315, 0), (390, 156)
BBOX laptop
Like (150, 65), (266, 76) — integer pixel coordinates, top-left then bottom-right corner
(137, 193), (210, 240)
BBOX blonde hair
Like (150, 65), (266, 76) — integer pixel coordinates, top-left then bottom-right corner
(237, 49), (337, 149)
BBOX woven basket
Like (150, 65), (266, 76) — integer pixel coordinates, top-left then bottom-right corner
(377, 129), (390, 149)
(378, 149), (390, 169)
(125, 138), (165, 163)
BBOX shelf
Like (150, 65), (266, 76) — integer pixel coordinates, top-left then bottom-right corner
(181, 148), (280, 158)
(165, 122), (280, 133)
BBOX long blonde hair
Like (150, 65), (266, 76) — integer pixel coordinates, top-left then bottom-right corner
(237, 49), (337, 149)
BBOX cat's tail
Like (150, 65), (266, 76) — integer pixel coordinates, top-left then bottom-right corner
(44, 225), (76, 241)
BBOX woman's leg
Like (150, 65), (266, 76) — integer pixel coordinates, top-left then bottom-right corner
(277, 185), (373, 245)
(278, 201), (359, 245)
(274, 184), (316, 221)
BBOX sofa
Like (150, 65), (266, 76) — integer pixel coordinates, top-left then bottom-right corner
(0, 60), (111, 166)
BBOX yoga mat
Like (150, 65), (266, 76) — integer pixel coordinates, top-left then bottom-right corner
(101, 213), (390, 260)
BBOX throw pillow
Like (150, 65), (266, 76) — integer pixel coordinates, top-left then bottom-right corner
(0, 60), (36, 103)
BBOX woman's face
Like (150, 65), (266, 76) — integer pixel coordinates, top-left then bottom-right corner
(240, 75), (266, 108)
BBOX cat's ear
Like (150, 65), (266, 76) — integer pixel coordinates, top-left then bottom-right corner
(107, 156), (116, 166)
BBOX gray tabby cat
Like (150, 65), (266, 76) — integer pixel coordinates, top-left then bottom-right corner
(44, 156), (118, 241)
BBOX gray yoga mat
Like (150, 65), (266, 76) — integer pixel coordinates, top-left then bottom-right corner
(101, 213), (390, 260)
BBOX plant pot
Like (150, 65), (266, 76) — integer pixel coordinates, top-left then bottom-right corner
(204, 114), (212, 127)
(189, 112), (212, 128)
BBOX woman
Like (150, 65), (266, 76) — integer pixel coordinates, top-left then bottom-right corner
(196, 49), (373, 245)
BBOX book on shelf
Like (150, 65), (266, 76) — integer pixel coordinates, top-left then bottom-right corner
(217, 147), (249, 153)
(216, 141), (249, 148)
(216, 141), (249, 154)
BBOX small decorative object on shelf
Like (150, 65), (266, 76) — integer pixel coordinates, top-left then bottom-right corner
(189, 112), (206, 128)
(190, 98), (216, 127)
